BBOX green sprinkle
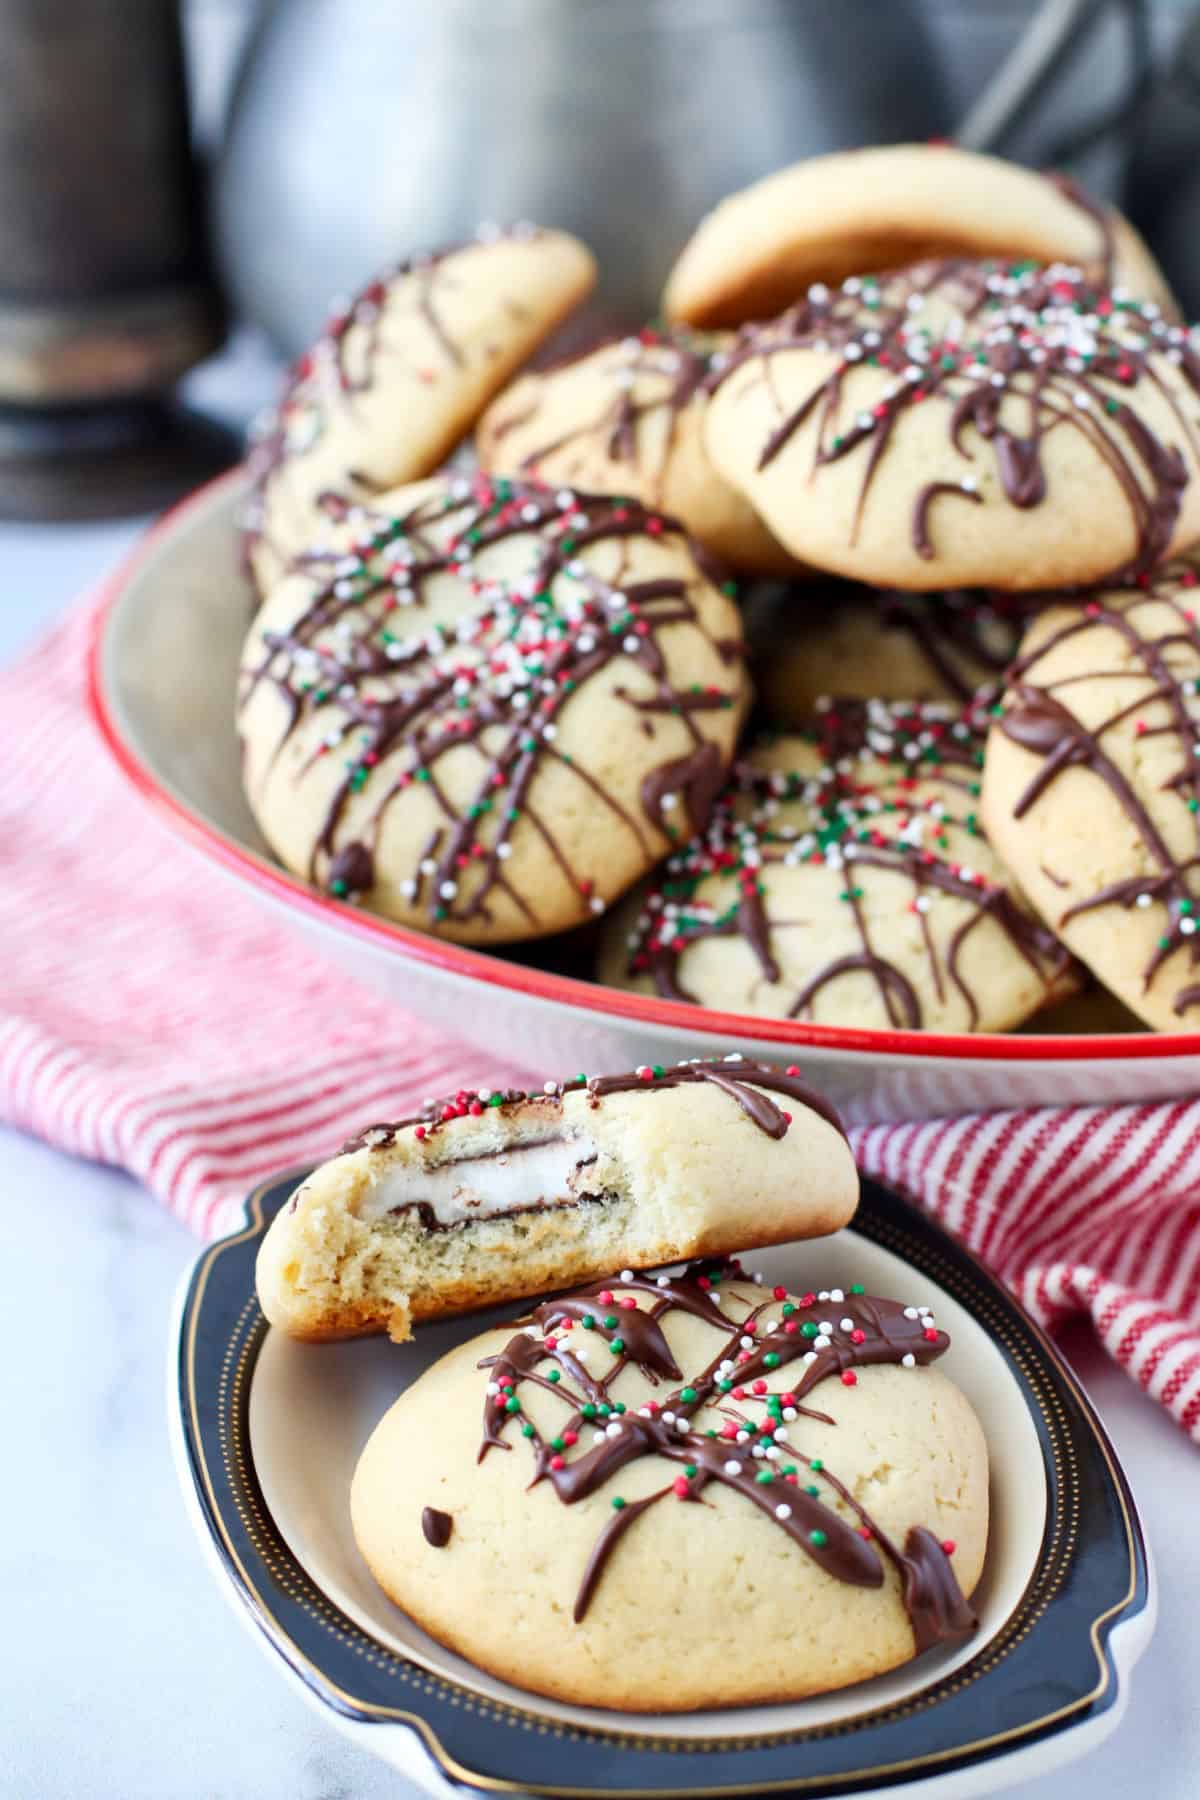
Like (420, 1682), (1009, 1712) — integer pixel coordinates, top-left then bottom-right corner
(611, 1496), (626, 1511)
(547, 1369), (561, 1384)
(781, 1464), (797, 1476)
(582, 1404), (598, 1419)
(550, 1437), (565, 1452)
(810, 1529), (828, 1548)
(755, 1469), (774, 1485)
(801, 1321), (818, 1340)
(603, 1314), (618, 1330)
(612, 1402), (626, 1415)
(809, 1458), (824, 1472)
(609, 1338), (625, 1355)
(763, 1352), (781, 1369)
(680, 1386), (698, 1403)
(718, 1379), (733, 1393)
(504, 1396), (521, 1414)
(582, 1314), (595, 1330)
(805, 1484), (820, 1498)
(781, 1302), (796, 1318)
(597, 1404), (611, 1418)
(850, 1283), (865, 1295)
(521, 1422), (535, 1438)
(685, 1463), (698, 1478)
(330, 879), (348, 898)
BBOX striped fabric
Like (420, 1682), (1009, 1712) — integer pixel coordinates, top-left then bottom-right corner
(5, 606), (1200, 1441)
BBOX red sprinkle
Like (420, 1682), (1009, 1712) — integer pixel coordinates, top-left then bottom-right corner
(923, 1328), (940, 1342)
(732, 1386), (746, 1401)
(619, 1296), (638, 1309)
(598, 1290), (613, 1305)
(858, 1526), (873, 1540)
(672, 1476), (690, 1498)
(773, 1285), (788, 1301)
(851, 1328), (866, 1345)
(942, 1539), (957, 1555)
(752, 1379), (767, 1396)
(841, 1371), (858, 1387)
(550, 1455), (565, 1471)
(786, 1065), (800, 1076)
(414, 1125), (426, 1140)
(562, 1430), (578, 1446)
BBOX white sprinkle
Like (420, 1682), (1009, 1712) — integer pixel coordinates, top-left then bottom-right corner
(593, 1430), (607, 1445)
(818, 1321), (833, 1334)
(420, 857), (437, 875)
(662, 1410), (676, 1425)
(622, 636), (640, 654)
(814, 1334), (831, 1349)
(542, 1080), (557, 1096)
(399, 879), (417, 899)
(773, 1426), (789, 1443)
(656, 1275), (671, 1288)
(782, 1407), (798, 1421)
(829, 1289), (844, 1303)
(817, 1290), (830, 1302)
(606, 1421), (623, 1438)
(1183, 918), (1197, 936)
(902, 1353), (916, 1368)
(438, 881), (457, 900)
(903, 1306), (919, 1319)
(802, 1352), (817, 1366)
(840, 1318), (855, 1332)
(775, 1503), (793, 1521)
(620, 1269), (634, 1283)
(486, 1383), (500, 1396)
(675, 1418), (689, 1435)
(752, 1443), (765, 1458)
(723, 1460), (743, 1476)
(1136, 893), (1152, 909)
(740, 1335), (755, 1350)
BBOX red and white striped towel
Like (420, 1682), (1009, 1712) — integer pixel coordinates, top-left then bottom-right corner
(5, 604), (1200, 1441)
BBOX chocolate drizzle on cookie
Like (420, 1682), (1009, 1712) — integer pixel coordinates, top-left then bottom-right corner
(242, 224), (550, 575)
(341, 1054), (844, 1152)
(710, 259), (1200, 582)
(421, 1505), (453, 1547)
(239, 477), (745, 931)
(622, 699), (1072, 1029)
(476, 1257), (975, 1647)
(485, 326), (715, 503)
(995, 569), (1200, 1010)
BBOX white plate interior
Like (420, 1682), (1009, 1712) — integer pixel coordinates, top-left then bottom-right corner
(250, 1230), (1046, 1740)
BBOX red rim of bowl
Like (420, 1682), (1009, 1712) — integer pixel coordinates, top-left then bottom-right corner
(86, 467), (1200, 1066)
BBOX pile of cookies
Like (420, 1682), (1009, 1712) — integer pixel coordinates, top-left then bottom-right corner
(258, 1053), (989, 1709)
(238, 144), (1200, 1033)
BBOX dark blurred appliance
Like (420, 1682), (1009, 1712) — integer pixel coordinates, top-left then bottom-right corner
(0, 0), (233, 518)
(215, 0), (1162, 359)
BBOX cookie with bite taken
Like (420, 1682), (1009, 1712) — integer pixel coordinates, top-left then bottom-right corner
(257, 1056), (856, 1343)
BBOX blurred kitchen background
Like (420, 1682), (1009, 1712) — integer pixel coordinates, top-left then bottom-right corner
(5, 0), (1200, 523)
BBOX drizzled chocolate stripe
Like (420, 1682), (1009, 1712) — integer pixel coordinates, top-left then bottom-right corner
(475, 1258), (974, 1646)
(341, 1055), (844, 1152)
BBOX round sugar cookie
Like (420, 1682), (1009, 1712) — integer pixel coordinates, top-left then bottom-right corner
(351, 1254), (988, 1711)
(598, 702), (1078, 1031)
(663, 143), (1173, 328)
(476, 327), (799, 575)
(748, 582), (1038, 723)
(238, 474), (751, 944)
(243, 225), (596, 594)
(704, 259), (1200, 593)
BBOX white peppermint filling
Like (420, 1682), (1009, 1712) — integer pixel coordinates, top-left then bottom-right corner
(359, 1132), (599, 1226)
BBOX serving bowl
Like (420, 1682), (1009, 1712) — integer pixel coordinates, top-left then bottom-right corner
(90, 469), (1200, 1121)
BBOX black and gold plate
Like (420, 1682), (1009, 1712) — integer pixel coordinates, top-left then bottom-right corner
(172, 1171), (1152, 1799)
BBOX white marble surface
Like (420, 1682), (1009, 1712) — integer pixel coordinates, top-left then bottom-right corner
(2, 397), (1198, 1799)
